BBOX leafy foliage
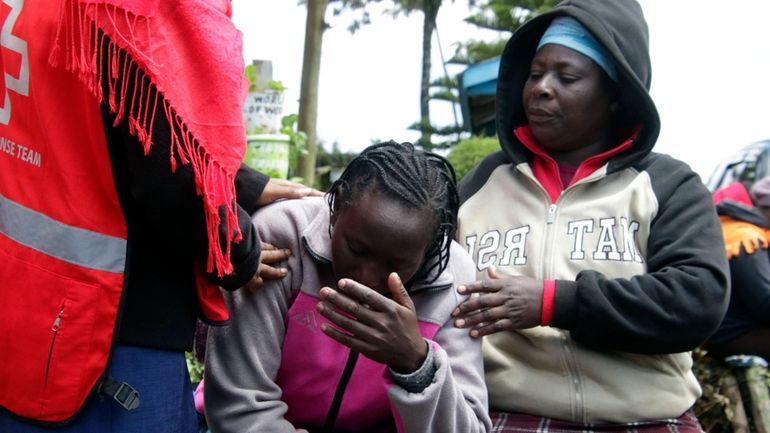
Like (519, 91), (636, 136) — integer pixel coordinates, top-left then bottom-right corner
(244, 63), (286, 93)
(449, 39), (508, 65)
(280, 114), (309, 177)
(464, 0), (557, 32)
(692, 349), (735, 433)
(244, 64), (258, 92)
(430, 89), (459, 103)
(692, 348), (770, 433)
(451, 0), (558, 63)
(185, 351), (204, 384)
(315, 142), (359, 190)
(446, 135), (499, 180)
(326, 0), (381, 33)
(407, 121), (464, 139)
(267, 79), (287, 92)
(430, 75), (458, 89)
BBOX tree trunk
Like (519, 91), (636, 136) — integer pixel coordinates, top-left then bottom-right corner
(297, 0), (328, 186)
(419, 0), (440, 151)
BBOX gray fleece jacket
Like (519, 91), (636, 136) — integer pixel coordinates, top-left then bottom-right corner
(204, 196), (491, 433)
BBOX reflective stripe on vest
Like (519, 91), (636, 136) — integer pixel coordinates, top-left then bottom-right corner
(0, 193), (126, 273)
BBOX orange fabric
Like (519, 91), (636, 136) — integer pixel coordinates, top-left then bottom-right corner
(720, 216), (770, 259)
(50, 0), (248, 277)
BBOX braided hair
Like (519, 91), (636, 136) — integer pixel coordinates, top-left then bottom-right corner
(327, 140), (459, 286)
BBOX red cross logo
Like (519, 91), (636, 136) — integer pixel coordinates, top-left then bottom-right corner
(0, 0), (29, 126)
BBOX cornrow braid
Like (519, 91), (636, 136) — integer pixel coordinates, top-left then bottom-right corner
(327, 140), (459, 286)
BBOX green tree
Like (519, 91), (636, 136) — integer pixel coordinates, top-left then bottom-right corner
(315, 142), (359, 190)
(296, 0), (330, 187)
(418, 0), (558, 150)
(295, 0), (386, 186)
(398, 0), (444, 151)
(450, 0), (558, 65)
(338, 0), (452, 151)
(295, 0), (555, 181)
(318, 0), (458, 152)
(440, 0), (555, 145)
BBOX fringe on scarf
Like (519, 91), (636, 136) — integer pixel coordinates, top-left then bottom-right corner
(49, 0), (241, 277)
(720, 216), (770, 260)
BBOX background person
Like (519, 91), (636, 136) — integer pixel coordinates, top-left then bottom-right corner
(705, 178), (770, 361)
(452, 0), (729, 430)
(204, 141), (491, 433)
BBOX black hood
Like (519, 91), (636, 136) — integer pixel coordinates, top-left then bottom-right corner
(717, 200), (770, 229)
(496, 0), (660, 170)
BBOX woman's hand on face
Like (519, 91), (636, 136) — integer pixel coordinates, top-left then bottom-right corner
(316, 273), (428, 374)
(452, 266), (543, 337)
(244, 242), (290, 291)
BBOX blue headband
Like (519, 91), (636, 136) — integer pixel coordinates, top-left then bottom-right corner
(537, 16), (618, 81)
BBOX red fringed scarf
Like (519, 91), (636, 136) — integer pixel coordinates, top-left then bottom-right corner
(49, 0), (247, 277)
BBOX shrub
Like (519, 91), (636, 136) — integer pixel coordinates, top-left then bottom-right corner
(446, 136), (500, 181)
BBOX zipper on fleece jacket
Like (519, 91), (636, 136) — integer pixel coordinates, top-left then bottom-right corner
(546, 203), (558, 224)
(322, 349), (360, 432)
(540, 186), (588, 420)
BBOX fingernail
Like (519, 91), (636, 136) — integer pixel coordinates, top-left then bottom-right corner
(457, 285), (467, 294)
(284, 249), (291, 256)
(280, 268), (287, 276)
(455, 319), (466, 327)
(451, 308), (459, 317)
(338, 279), (347, 288)
(320, 287), (330, 296)
(470, 329), (479, 338)
(316, 303), (324, 312)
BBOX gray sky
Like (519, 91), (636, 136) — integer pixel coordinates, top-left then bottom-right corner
(232, 0), (770, 181)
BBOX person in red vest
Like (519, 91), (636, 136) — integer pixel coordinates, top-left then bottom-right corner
(0, 0), (316, 431)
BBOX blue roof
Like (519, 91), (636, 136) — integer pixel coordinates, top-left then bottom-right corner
(460, 56), (500, 96)
(458, 56), (500, 133)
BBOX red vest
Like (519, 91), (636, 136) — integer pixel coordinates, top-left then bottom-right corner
(0, 0), (228, 423)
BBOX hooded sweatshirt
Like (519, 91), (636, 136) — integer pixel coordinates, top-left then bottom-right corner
(457, 0), (729, 423)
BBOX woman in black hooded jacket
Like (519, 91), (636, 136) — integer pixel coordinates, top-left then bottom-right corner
(452, 0), (729, 431)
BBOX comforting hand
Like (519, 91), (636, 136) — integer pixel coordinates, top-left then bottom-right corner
(316, 273), (427, 374)
(243, 242), (291, 291)
(452, 266), (543, 337)
(256, 178), (323, 206)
